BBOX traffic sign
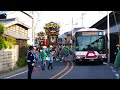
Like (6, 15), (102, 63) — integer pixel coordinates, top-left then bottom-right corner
(85, 51), (97, 59)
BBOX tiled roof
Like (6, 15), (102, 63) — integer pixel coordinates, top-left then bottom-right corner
(0, 18), (15, 25)
(0, 18), (30, 40)
(0, 18), (31, 29)
(0, 11), (8, 15)
(4, 30), (29, 40)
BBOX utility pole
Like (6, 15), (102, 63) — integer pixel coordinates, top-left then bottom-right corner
(81, 11), (83, 28)
(81, 11), (86, 28)
(32, 11), (34, 46)
(71, 17), (73, 46)
(107, 11), (110, 63)
(72, 17), (73, 38)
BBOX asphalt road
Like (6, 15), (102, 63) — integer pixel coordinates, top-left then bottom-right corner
(1, 54), (119, 79)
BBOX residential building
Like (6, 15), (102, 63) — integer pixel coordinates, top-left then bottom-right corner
(0, 18), (30, 57)
(0, 11), (33, 45)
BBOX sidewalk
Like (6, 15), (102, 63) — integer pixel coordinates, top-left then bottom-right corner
(0, 66), (28, 79)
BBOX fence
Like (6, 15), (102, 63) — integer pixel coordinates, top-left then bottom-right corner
(0, 45), (19, 72)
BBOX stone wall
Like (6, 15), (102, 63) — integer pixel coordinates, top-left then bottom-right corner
(0, 45), (19, 72)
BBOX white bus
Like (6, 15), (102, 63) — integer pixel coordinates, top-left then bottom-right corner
(73, 28), (107, 64)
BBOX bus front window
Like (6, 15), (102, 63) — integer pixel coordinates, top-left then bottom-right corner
(76, 35), (105, 51)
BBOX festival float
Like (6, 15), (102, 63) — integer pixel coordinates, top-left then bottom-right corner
(37, 31), (47, 47)
(44, 22), (60, 46)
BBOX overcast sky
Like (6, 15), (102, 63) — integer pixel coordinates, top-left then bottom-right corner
(33, 11), (111, 35)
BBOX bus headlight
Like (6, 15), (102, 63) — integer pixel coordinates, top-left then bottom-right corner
(98, 55), (107, 58)
(102, 55), (107, 58)
(75, 55), (85, 59)
(76, 56), (81, 59)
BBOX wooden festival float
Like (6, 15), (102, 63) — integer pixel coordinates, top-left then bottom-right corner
(44, 22), (60, 47)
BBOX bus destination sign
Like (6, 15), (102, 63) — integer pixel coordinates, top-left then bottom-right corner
(82, 31), (103, 36)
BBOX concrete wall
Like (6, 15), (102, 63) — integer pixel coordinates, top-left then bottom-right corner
(0, 45), (19, 72)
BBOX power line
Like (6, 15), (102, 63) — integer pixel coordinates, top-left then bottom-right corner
(34, 11), (41, 31)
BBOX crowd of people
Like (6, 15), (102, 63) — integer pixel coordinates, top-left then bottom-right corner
(27, 44), (73, 79)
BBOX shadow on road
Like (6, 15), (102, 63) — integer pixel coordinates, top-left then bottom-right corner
(74, 61), (105, 66)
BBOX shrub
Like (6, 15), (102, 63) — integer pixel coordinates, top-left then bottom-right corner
(8, 36), (16, 45)
(0, 38), (14, 49)
(26, 44), (31, 50)
(3, 40), (9, 49)
(17, 56), (27, 67)
(0, 23), (5, 37)
(8, 43), (12, 49)
(0, 37), (4, 50)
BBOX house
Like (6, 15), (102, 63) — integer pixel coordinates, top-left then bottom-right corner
(0, 11), (33, 45)
(0, 18), (30, 57)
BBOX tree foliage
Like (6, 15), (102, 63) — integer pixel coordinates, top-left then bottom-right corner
(0, 23), (16, 50)
(0, 23), (5, 37)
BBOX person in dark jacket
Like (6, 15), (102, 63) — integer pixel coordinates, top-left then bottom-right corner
(27, 46), (35, 79)
(114, 44), (120, 57)
(114, 44), (120, 68)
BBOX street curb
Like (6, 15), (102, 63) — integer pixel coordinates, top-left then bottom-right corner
(0, 66), (27, 79)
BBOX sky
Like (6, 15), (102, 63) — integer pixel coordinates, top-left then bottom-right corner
(33, 11), (111, 35)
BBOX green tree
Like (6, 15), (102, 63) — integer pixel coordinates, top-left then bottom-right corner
(0, 23), (5, 37)
(0, 23), (5, 49)
(0, 23), (16, 49)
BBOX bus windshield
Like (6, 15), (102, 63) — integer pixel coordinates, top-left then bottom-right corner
(75, 32), (106, 51)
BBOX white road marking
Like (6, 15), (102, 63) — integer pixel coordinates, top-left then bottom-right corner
(110, 66), (119, 79)
(103, 62), (108, 65)
(4, 70), (28, 79)
(115, 74), (119, 79)
(112, 69), (116, 73)
(110, 66), (113, 68)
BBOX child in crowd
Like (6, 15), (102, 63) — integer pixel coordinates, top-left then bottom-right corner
(47, 49), (54, 70)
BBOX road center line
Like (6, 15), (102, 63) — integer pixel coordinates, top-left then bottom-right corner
(58, 61), (74, 79)
(4, 70), (28, 79)
(49, 62), (69, 79)
(115, 74), (119, 79)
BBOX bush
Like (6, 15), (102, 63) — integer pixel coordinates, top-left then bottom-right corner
(0, 38), (14, 49)
(26, 44), (31, 50)
(8, 36), (16, 45)
(3, 40), (9, 49)
(0, 23), (5, 37)
(0, 23), (15, 50)
(8, 43), (12, 49)
(0, 37), (4, 50)
(17, 56), (27, 67)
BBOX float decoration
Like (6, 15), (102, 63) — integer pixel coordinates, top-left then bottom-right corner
(44, 22), (60, 30)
